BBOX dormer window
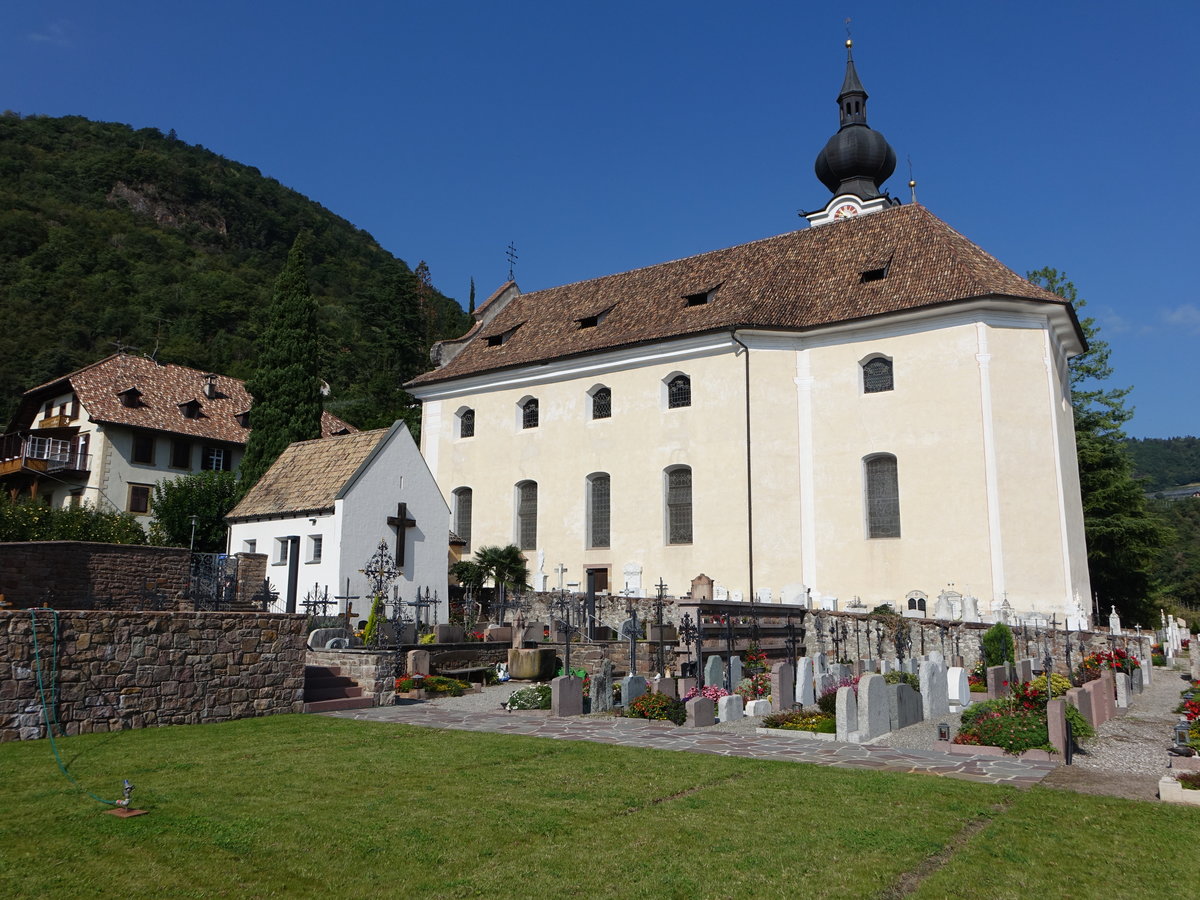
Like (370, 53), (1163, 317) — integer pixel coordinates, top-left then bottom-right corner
(117, 387), (143, 408)
(576, 307), (612, 329)
(684, 285), (720, 307)
(860, 265), (888, 283)
(235, 411), (250, 428)
(486, 324), (522, 347)
(859, 253), (892, 283)
(178, 399), (203, 419)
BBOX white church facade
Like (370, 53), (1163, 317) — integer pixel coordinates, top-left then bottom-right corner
(406, 44), (1092, 625)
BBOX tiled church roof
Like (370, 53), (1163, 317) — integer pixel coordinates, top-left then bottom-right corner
(408, 204), (1078, 387)
(226, 427), (389, 521)
(14, 353), (354, 443)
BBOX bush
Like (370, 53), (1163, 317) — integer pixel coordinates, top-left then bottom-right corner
(761, 708), (835, 732)
(1178, 772), (1200, 790)
(422, 676), (470, 696)
(735, 673), (771, 702)
(505, 684), (551, 710)
(981, 623), (1016, 668)
(816, 675), (859, 715)
(1152, 654), (1166, 666)
(953, 706), (1050, 754)
(0, 494), (146, 544)
(624, 692), (686, 725)
(1029, 673), (1072, 698)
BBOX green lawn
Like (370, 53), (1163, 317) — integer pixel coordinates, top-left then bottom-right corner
(1, 715), (1196, 898)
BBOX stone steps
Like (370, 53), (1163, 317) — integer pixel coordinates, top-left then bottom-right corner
(302, 664), (373, 713)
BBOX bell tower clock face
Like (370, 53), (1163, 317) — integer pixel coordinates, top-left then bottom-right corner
(833, 203), (860, 219)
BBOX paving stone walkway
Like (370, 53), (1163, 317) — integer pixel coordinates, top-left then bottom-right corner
(324, 702), (1056, 787)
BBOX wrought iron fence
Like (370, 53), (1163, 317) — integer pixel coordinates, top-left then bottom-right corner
(188, 552), (239, 611)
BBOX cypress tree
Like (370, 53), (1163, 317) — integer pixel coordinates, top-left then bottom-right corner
(468, 277), (476, 315)
(239, 235), (324, 491)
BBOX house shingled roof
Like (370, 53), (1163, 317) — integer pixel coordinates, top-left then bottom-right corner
(407, 204), (1078, 388)
(11, 353), (354, 443)
(226, 427), (390, 521)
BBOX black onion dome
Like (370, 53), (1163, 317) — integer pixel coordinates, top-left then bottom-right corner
(813, 41), (896, 200)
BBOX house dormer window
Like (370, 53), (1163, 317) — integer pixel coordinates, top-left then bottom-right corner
(684, 285), (720, 307)
(486, 324), (522, 347)
(179, 399), (203, 419)
(117, 387), (143, 408)
(577, 307), (612, 329)
(235, 411), (250, 428)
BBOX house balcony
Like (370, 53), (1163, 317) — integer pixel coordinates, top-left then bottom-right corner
(35, 414), (72, 430)
(0, 435), (90, 477)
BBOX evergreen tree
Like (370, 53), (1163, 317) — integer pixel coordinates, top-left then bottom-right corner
(1028, 268), (1170, 622)
(468, 277), (476, 315)
(239, 236), (324, 491)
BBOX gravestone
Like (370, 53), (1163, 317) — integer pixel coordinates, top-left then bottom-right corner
(1046, 698), (1068, 756)
(856, 674), (889, 741)
(655, 677), (678, 699)
(729, 655), (743, 688)
(886, 683), (924, 731)
(814, 672), (836, 701)
(1017, 658), (1034, 685)
(770, 661), (795, 712)
(985, 665), (1009, 698)
(813, 652), (829, 675)
(395, 623), (417, 645)
(1067, 686), (1095, 728)
(407, 649), (431, 676)
(714, 584), (729, 602)
(795, 658), (816, 706)
(621, 675), (647, 707)
(434, 624), (465, 643)
(1114, 672), (1130, 709)
(717, 694), (744, 722)
(1139, 657), (1152, 685)
(902, 658), (919, 676)
(919, 660), (950, 719)
(744, 699), (771, 716)
(484, 625), (512, 642)
(835, 686), (858, 742)
(755, 589), (772, 603)
(1131, 666), (1144, 694)
(880, 658), (897, 674)
(678, 677), (696, 697)
(623, 563), (643, 596)
(550, 675), (584, 716)
(592, 660), (614, 713)
(947, 666), (971, 709)
(1192, 634), (1200, 682)
(933, 593), (955, 620)
(828, 663), (852, 681)
(730, 591), (744, 603)
(961, 595), (980, 623)
(1098, 671), (1117, 723)
(927, 650), (945, 667)
(685, 696), (715, 727)
(704, 655), (725, 689)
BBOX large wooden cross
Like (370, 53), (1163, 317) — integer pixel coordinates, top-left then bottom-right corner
(386, 502), (417, 568)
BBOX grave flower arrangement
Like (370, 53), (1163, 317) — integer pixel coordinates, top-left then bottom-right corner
(624, 692), (687, 726)
(967, 661), (987, 693)
(761, 708), (835, 733)
(395, 674), (424, 693)
(744, 643), (768, 674)
(735, 673), (771, 702)
(505, 684), (552, 710)
(1075, 648), (1138, 684)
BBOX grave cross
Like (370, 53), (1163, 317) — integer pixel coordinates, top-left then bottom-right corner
(724, 615), (736, 690)
(625, 602), (640, 676)
(785, 615), (799, 673)
(679, 613), (702, 688)
(333, 577), (360, 620)
(386, 502), (417, 568)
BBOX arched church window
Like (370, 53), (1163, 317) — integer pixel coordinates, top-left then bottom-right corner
(862, 357), (894, 394)
(864, 454), (900, 539)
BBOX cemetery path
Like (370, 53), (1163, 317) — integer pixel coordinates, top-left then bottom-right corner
(1040, 663), (1192, 802)
(323, 695), (1056, 788)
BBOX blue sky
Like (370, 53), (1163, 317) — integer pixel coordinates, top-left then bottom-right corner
(2, 1), (1195, 439)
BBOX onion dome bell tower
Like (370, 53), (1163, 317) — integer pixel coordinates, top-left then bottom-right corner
(806, 40), (901, 227)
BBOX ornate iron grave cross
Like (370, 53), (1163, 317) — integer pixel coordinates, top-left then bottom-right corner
(363, 540), (400, 601)
(622, 600), (641, 676)
(653, 581), (668, 676)
(302, 583), (335, 618)
(724, 614), (737, 690)
(679, 612), (702, 688)
(551, 590), (581, 672)
(386, 503), (417, 568)
(407, 587), (436, 628)
(333, 577), (360, 620)
(785, 615), (800, 673)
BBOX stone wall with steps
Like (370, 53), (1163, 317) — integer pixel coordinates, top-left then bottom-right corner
(1, 609), (306, 741)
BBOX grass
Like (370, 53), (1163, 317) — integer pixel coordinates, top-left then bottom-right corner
(1, 715), (1197, 898)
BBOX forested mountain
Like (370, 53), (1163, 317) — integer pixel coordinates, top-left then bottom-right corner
(0, 113), (470, 429)
(1125, 436), (1200, 492)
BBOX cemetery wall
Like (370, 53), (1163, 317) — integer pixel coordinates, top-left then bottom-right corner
(0, 609), (306, 742)
(0, 541), (189, 609)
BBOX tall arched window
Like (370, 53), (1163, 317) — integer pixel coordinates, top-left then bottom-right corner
(452, 487), (473, 549)
(458, 408), (475, 438)
(665, 466), (693, 544)
(864, 454), (901, 538)
(521, 398), (539, 429)
(667, 375), (691, 409)
(591, 387), (612, 420)
(587, 473), (611, 548)
(516, 480), (538, 550)
(862, 357), (894, 393)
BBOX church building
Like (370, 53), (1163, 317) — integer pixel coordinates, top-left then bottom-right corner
(406, 44), (1092, 624)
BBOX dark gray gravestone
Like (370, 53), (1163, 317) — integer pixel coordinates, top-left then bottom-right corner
(592, 660), (614, 712)
(704, 655), (725, 689)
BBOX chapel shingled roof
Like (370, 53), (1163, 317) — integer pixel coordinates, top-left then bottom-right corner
(408, 204), (1078, 387)
(12, 353), (354, 443)
(226, 427), (390, 521)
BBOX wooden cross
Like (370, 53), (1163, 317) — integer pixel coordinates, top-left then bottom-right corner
(386, 503), (417, 568)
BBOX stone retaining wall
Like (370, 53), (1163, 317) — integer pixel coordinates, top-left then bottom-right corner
(1, 609), (306, 741)
(307, 649), (396, 706)
(0, 541), (190, 609)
